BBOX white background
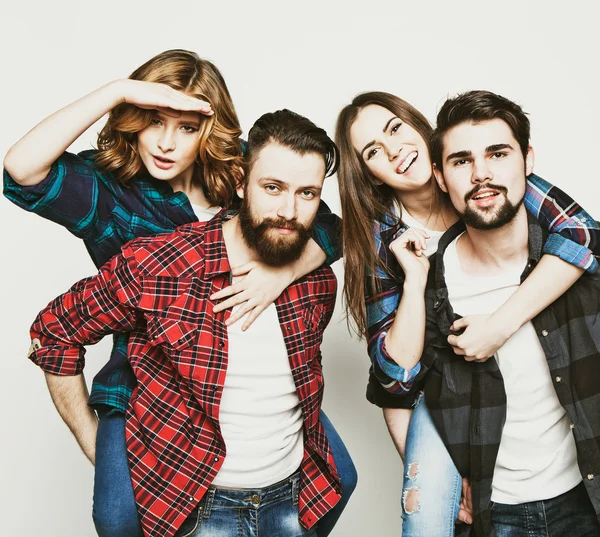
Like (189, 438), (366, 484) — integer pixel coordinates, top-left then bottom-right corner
(1, 1), (599, 536)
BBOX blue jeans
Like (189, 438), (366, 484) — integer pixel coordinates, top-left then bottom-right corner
(92, 410), (356, 537)
(175, 471), (315, 537)
(401, 394), (462, 537)
(491, 482), (600, 537)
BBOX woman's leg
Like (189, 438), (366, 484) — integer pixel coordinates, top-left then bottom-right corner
(401, 395), (462, 537)
(316, 410), (358, 537)
(92, 412), (144, 537)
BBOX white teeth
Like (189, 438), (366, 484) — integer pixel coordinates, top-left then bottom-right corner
(473, 192), (497, 200)
(398, 152), (418, 173)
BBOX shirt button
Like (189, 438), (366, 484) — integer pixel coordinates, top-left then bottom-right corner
(286, 326), (291, 331)
(587, 473), (594, 480)
(570, 423), (575, 429)
(555, 376), (562, 383)
(214, 456), (219, 462)
(581, 217), (588, 223)
(218, 341), (224, 347)
(189, 496), (194, 501)
(541, 330), (549, 337)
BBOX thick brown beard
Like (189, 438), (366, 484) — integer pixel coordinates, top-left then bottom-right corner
(238, 198), (313, 267)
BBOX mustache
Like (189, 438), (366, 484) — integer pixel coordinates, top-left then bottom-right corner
(257, 217), (307, 232)
(465, 183), (508, 203)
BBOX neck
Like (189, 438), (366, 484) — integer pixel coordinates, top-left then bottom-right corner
(457, 206), (529, 276)
(396, 183), (458, 231)
(222, 215), (259, 267)
(168, 166), (213, 208)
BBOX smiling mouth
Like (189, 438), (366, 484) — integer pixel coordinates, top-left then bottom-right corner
(397, 151), (418, 174)
(471, 191), (499, 201)
(153, 155), (174, 164)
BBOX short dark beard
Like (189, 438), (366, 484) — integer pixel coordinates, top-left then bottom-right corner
(238, 197), (313, 267)
(461, 184), (523, 230)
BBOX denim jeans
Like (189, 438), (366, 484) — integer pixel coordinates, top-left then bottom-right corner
(491, 482), (600, 537)
(92, 410), (356, 537)
(175, 471), (315, 537)
(402, 394), (462, 537)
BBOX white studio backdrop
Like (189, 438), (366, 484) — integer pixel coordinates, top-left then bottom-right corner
(1, 1), (599, 536)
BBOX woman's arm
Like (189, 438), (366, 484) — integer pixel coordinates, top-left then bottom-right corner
(211, 200), (341, 330)
(449, 174), (598, 360)
(4, 79), (212, 186)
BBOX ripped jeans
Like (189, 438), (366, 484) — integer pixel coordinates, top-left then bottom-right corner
(402, 393), (462, 537)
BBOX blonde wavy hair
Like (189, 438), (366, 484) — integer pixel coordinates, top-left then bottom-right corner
(95, 49), (243, 207)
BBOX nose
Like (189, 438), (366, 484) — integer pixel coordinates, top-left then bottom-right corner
(386, 139), (402, 161)
(471, 157), (492, 183)
(277, 194), (297, 221)
(157, 128), (176, 152)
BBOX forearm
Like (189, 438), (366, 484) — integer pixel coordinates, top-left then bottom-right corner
(382, 407), (412, 461)
(383, 280), (427, 371)
(4, 80), (124, 186)
(492, 255), (584, 337)
(45, 373), (98, 464)
(289, 238), (327, 281)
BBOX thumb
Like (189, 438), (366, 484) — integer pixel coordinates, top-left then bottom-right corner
(451, 316), (468, 332)
(230, 261), (258, 277)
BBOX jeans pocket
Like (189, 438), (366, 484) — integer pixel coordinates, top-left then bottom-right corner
(177, 507), (203, 537)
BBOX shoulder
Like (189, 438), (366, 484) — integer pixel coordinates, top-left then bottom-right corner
(303, 266), (337, 302)
(121, 221), (209, 277)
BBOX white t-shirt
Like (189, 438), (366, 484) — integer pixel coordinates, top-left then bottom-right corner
(393, 201), (444, 257)
(443, 235), (581, 504)
(212, 303), (304, 487)
(191, 204), (220, 222)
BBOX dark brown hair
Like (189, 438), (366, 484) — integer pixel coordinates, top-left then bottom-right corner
(431, 90), (530, 171)
(244, 109), (338, 181)
(335, 92), (437, 337)
(95, 49), (244, 207)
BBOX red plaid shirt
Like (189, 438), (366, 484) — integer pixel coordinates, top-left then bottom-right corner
(29, 214), (341, 537)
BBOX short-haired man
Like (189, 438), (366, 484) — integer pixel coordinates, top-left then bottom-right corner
(28, 110), (342, 537)
(380, 91), (600, 536)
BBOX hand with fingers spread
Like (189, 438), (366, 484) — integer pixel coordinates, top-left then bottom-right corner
(389, 227), (430, 286)
(448, 313), (514, 362)
(211, 261), (294, 330)
(119, 79), (214, 116)
(456, 477), (473, 525)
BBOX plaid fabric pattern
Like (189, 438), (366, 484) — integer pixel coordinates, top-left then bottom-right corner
(29, 214), (341, 537)
(364, 174), (600, 403)
(408, 214), (600, 536)
(4, 150), (341, 412)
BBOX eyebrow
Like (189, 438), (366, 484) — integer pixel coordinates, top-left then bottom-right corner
(445, 143), (515, 162)
(360, 116), (399, 156)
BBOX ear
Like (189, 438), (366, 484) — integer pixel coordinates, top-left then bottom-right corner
(433, 163), (448, 193)
(235, 167), (246, 199)
(525, 145), (535, 176)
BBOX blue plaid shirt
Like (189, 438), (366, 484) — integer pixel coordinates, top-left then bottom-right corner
(364, 174), (600, 405)
(4, 149), (342, 412)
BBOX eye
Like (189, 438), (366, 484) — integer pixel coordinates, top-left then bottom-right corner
(452, 159), (469, 167)
(150, 118), (162, 126)
(300, 190), (317, 200)
(390, 122), (403, 135)
(265, 184), (280, 194)
(491, 152), (507, 159)
(366, 147), (380, 160)
(180, 125), (198, 134)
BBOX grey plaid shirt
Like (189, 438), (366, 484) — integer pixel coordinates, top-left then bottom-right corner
(410, 213), (600, 537)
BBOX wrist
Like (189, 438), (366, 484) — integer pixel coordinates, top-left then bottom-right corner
(489, 309), (521, 340)
(403, 275), (427, 292)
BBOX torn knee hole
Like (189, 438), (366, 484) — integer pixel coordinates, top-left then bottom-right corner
(407, 462), (419, 480)
(403, 487), (421, 514)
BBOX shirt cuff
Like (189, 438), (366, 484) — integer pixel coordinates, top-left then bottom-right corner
(543, 234), (598, 273)
(373, 332), (422, 390)
(29, 346), (85, 376)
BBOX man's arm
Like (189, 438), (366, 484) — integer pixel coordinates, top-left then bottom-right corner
(45, 373), (98, 464)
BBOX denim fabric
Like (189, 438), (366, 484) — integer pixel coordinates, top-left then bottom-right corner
(92, 410), (353, 537)
(402, 394), (462, 537)
(175, 472), (315, 537)
(491, 482), (600, 537)
(92, 412), (143, 537)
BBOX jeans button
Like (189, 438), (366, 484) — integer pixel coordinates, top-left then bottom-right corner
(251, 494), (260, 505)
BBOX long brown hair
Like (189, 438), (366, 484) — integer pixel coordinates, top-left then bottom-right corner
(95, 49), (243, 207)
(335, 92), (439, 337)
